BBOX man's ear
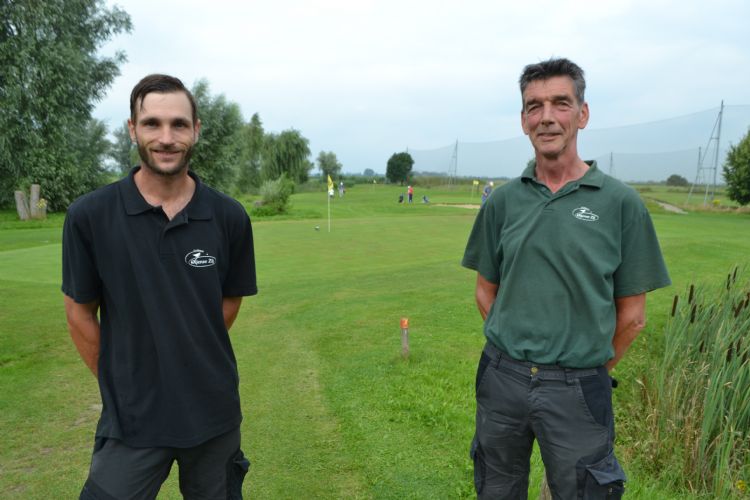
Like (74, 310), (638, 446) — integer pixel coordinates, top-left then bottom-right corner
(194, 118), (202, 142)
(127, 118), (136, 142)
(577, 102), (590, 130)
(520, 110), (530, 136)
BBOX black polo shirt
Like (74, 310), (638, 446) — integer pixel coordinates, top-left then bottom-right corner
(62, 167), (257, 448)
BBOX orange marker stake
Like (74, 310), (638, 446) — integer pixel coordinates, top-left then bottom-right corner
(400, 317), (410, 358)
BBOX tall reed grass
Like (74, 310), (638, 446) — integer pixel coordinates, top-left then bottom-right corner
(651, 268), (750, 497)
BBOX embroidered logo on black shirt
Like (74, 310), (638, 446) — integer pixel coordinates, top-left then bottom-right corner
(185, 249), (216, 268)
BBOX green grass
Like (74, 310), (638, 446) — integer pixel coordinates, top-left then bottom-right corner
(1, 183), (749, 498)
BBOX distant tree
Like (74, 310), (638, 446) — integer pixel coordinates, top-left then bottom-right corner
(386, 152), (414, 185)
(723, 130), (750, 206)
(0, 0), (132, 209)
(317, 151), (342, 179)
(363, 168), (375, 177)
(236, 113), (265, 192)
(666, 174), (689, 187)
(262, 129), (312, 184)
(110, 121), (137, 176)
(190, 79), (244, 194)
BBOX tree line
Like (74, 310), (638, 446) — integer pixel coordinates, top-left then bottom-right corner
(109, 84), (316, 200)
(2, 1), (749, 211)
(0, 0), (324, 212)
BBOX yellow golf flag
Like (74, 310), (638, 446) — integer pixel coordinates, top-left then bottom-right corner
(473, 180), (479, 186)
(327, 175), (334, 191)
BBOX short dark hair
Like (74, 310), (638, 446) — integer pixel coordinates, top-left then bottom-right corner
(519, 58), (586, 107)
(130, 74), (198, 124)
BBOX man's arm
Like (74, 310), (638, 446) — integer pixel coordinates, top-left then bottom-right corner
(606, 293), (647, 372)
(223, 296), (243, 330)
(63, 295), (101, 377)
(475, 273), (499, 321)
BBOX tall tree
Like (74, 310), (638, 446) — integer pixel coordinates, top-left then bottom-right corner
(723, 129), (750, 206)
(317, 151), (342, 179)
(262, 129), (312, 184)
(110, 121), (137, 176)
(386, 152), (414, 185)
(0, 0), (132, 209)
(666, 174), (689, 187)
(190, 79), (244, 194)
(236, 113), (264, 192)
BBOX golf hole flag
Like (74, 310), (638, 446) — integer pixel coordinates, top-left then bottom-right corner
(326, 175), (333, 232)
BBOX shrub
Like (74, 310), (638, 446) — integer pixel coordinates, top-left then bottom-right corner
(254, 175), (294, 215)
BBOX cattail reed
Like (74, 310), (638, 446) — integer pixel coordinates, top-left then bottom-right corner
(653, 267), (750, 498)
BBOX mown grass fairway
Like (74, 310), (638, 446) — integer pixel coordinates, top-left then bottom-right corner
(1, 183), (749, 498)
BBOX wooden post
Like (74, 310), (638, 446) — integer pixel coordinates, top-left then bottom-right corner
(400, 317), (409, 358)
(14, 190), (30, 221)
(29, 184), (41, 219)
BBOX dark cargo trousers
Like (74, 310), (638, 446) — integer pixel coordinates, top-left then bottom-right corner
(79, 427), (249, 499)
(471, 342), (626, 499)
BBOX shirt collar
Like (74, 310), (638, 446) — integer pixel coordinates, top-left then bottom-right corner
(119, 166), (212, 220)
(521, 160), (604, 188)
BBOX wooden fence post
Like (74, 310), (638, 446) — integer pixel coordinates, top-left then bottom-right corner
(14, 190), (30, 221)
(29, 183), (41, 219)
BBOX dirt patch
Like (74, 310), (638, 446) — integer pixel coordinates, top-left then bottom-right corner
(654, 200), (688, 214)
(434, 203), (480, 209)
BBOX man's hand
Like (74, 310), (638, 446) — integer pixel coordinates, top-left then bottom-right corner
(222, 296), (243, 330)
(64, 295), (100, 377)
(606, 293), (647, 372)
(475, 273), (499, 321)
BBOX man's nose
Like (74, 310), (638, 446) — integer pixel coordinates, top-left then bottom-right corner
(157, 126), (176, 144)
(540, 102), (554, 123)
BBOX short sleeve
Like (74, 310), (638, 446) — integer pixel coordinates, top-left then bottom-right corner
(61, 204), (102, 303)
(613, 199), (671, 297)
(222, 206), (258, 297)
(461, 200), (502, 284)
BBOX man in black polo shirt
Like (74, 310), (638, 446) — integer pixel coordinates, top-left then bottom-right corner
(62, 74), (257, 499)
(462, 59), (670, 498)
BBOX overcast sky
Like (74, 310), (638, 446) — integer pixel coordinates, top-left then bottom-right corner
(93, 0), (750, 177)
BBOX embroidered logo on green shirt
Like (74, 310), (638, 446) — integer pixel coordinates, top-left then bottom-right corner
(572, 206), (599, 222)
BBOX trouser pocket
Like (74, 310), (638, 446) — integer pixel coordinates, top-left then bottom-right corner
(227, 449), (250, 500)
(578, 449), (626, 499)
(469, 435), (485, 495)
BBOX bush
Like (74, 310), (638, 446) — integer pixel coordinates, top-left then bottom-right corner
(253, 175), (294, 215)
(666, 174), (689, 187)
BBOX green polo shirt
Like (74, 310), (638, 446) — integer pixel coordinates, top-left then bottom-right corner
(462, 161), (670, 368)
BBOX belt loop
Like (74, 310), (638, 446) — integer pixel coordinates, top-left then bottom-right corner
(564, 369), (575, 384)
(494, 350), (502, 369)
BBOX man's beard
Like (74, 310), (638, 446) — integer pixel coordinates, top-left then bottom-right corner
(135, 140), (194, 177)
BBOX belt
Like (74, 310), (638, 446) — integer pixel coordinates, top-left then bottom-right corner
(482, 341), (600, 381)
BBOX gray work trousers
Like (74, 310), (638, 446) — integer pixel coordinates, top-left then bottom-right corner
(471, 342), (626, 499)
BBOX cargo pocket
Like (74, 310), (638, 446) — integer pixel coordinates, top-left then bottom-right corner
(470, 436), (485, 495)
(227, 449), (250, 500)
(579, 450), (626, 500)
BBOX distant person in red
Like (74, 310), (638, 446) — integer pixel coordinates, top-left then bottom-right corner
(407, 185), (414, 203)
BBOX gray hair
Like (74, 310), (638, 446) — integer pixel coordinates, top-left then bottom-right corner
(519, 58), (586, 107)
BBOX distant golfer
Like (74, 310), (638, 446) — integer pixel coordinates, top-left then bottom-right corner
(62, 74), (257, 498)
(407, 185), (414, 203)
(462, 58), (670, 498)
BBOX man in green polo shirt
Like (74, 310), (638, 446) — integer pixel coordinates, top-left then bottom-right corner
(462, 58), (670, 498)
